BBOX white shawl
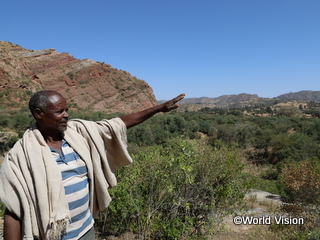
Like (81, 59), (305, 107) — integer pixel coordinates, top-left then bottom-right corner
(0, 117), (132, 239)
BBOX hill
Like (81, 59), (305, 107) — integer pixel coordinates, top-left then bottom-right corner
(178, 93), (267, 106)
(168, 91), (320, 112)
(0, 41), (157, 114)
(277, 90), (320, 102)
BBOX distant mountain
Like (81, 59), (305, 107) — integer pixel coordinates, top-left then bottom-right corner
(179, 93), (263, 105)
(160, 91), (320, 111)
(161, 93), (266, 106)
(277, 90), (320, 102)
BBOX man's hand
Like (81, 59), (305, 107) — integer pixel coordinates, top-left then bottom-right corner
(4, 209), (21, 240)
(120, 93), (186, 128)
(160, 93), (186, 112)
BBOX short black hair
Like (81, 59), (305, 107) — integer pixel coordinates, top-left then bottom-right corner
(28, 90), (58, 115)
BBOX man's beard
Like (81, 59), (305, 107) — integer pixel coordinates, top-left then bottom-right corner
(58, 129), (66, 137)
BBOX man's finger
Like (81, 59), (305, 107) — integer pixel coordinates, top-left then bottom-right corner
(172, 93), (186, 103)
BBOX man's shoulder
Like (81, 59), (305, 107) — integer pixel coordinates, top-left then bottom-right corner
(68, 118), (124, 129)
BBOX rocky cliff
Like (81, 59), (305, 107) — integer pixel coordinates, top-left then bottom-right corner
(0, 41), (157, 113)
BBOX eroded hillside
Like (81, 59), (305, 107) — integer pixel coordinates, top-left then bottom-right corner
(0, 41), (157, 113)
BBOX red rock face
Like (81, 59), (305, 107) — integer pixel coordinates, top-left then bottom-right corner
(0, 41), (157, 113)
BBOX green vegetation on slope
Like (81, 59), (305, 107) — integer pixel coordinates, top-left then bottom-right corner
(0, 104), (320, 239)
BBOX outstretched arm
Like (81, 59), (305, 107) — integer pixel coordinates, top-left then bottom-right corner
(120, 93), (185, 128)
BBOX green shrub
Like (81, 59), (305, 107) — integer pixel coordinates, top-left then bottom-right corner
(100, 138), (249, 239)
(0, 135), (20, 156)
(0, 202), (5, 217)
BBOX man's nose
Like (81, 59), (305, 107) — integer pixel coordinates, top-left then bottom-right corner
(63, 111), (69, 118)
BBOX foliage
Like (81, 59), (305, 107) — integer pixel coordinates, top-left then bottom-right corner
(279, 159), (320, 205)
(1, 105), (320, 238)
(245, 174), (280, 195)
(0, 202), (5, 217)
(0, 135), (19, 155)
(0, 108), (34, 131)
(99, 139), (249, 239)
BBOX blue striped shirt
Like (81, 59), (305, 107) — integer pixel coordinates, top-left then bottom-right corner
(51, 140), (94, 240)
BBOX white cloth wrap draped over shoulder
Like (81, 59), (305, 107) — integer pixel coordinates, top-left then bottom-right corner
(0, 118), (133, 240)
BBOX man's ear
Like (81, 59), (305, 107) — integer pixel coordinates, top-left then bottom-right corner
(33, 108), (44, 120)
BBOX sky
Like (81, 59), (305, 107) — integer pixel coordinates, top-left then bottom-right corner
(1, 0), (319, 100)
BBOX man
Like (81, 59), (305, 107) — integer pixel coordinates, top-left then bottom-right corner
(0, 90), (185, 240)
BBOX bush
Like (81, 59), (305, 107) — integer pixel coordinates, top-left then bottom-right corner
(279, 159), (320, 205)
(0, 134), (20, 156)
(99, 138), (249, 239)
(0, 202), (5, 217)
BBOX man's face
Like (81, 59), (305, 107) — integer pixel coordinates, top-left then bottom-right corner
(39, 93), (69, 133)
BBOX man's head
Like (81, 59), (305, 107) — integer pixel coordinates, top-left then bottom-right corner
(29, 90), (69, 134)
